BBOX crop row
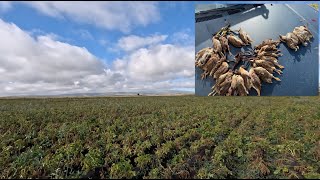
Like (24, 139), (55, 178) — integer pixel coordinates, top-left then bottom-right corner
(0, 96), (319, 178)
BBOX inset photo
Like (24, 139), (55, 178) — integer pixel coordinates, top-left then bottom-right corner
(195, 3), (319, 96)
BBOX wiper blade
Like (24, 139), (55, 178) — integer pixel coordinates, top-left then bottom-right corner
(196, 5), (238, 15)
(197, 4), (237, 14)
(196, 4), (264, 23)
(196, 4), (264, 16)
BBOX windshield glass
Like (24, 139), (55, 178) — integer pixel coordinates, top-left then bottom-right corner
(195, 4), (237, 13)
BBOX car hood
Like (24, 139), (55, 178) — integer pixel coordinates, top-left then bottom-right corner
(195, 4), (319, 96)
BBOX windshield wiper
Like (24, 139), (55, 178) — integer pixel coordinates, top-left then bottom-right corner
(196, 5), (238, 14)
(196, 4), (263, 16)
(196, 4), (264, 23)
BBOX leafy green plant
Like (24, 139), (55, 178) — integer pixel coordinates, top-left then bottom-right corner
(82, 148), (104, 172)
(0, 96), (319, 178)
(110, 159), (136, 179)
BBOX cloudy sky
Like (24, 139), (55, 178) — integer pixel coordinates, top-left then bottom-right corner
(0, 1), (318, 96)
(0, 1), (196, 96)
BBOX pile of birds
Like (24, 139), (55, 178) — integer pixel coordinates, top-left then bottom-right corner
(195, 24), (313, 96)
(279, 25), (314, 51)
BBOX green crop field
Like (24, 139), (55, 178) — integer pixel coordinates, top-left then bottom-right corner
(0, 96), (319, 179)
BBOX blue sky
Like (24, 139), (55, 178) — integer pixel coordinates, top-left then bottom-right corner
(0, 1), (318, 96)
(0, 2), (196, 96)
(0, 2), (196, 61)
(0, 2), (195, 66)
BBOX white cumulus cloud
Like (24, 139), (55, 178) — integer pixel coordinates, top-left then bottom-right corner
(125, 44), (195, 82)
(117, 34), (168, 52)
(0, 18), (195, 96)
(0, 18), (113, 95)
(19, 1), (161, 33)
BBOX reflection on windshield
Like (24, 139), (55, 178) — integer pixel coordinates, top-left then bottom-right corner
(195, 4), (237, 13)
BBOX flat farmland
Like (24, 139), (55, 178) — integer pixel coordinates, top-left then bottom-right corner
(0, 96), (319, 179)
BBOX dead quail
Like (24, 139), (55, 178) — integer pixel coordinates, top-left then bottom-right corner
(257, 51), (283, 58)
(293, 30), (308, 46)
(212, 69), (233, 91)
(238, 27), (253, 45)
(219, 35), (232, 56)
(249, 68), (261, 96)
(212, 36), (224, 57)
(293, 26), (313, 46)
(295, 26), (313, 39)
(279, 32), (300, 51)
(200, 57), (215, 80)
(209, 56), (226, 77)
(300, 25), (313, 36)
(199, 53), (221, 79)
(213, 61), (229, 79)
(219, 75), (233, 96)
(251, 59), (283, 75)
(228, 34), (245, 48)
(239, 65), (252, 90)
(256, 44), (280, 54)
(228, 74), (238, 96)
(259, 56), (284, 69)
(253, 66), (281, 83)
(235, 74), (249, 96)
(254, 39), (280, 50)
(209, 74), (232, 96)
(301, 25), (313, 39)
(211, 70), (233, 96)
(195, 47), (214, 67)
